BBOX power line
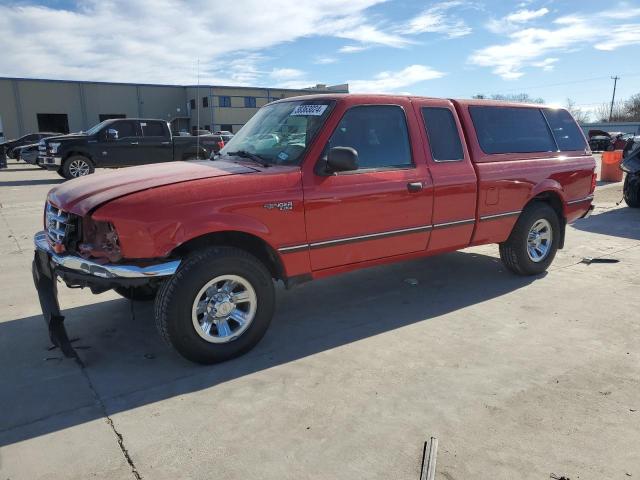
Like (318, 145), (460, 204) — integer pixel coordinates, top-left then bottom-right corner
(496, 72), (640, 93)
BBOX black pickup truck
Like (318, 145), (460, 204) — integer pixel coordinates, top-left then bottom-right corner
(39, 118), (221, 179)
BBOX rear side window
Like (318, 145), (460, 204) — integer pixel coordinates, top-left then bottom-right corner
(542, 108), (586, 151)
(328, 105), (412, 170)
(421, 107), (464, 161)
(469, 106), (556, 154)
(141, 121), (166, 137)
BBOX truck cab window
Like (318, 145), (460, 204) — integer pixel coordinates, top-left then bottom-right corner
(141, 122), (166, 137)
(110, 121), (137, 139)
(421, 107), (464, 161)
(328, 105), (412, 170)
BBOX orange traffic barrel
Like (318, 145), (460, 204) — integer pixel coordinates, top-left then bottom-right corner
(600, 150), (623, 182)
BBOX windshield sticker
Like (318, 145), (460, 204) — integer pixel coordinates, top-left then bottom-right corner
(290, 104), (328, 116)
(278, 151), (289, 161)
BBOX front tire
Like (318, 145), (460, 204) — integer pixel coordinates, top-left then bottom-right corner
(623, 174), (640, 208)
(155, 247), (275, 364)
(499, 202), (560, 276)
(61, 155), (94, 179)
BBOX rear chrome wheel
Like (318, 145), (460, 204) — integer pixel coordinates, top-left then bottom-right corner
(499, 202), (560, 276)
(62, 155), (94, 179)
(191, 274), (257, 343)
(526, 219), (553, 262)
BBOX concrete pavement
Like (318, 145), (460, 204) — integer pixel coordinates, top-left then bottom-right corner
(1, 159), (639, 479)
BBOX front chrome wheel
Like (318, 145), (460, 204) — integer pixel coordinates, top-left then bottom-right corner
(69, 158), (91, 177)
(191, 274), (257, 344)
(526, 218), (552, 262)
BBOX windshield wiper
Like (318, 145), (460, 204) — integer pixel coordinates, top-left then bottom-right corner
(226, 150), (272, 168)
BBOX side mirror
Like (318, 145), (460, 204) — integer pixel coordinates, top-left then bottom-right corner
(106, 129), (118, 141)
(323, 146), (358, 174)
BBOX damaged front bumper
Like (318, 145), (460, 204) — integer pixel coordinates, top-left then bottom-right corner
(32, 231), (180, 357)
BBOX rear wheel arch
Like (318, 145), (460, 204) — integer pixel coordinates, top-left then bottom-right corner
(171, 231), (286, 282)
(523, 190), (566, 248)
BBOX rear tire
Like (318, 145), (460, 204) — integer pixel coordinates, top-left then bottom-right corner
(499, 202), (560, 276)
(62, 155), (94, 179)
(115, 285), (159, 301)
(623, 174), (640, 208)
(155, 246), (275, 364)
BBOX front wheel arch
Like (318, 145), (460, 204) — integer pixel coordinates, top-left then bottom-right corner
(171, 230), (286, 282)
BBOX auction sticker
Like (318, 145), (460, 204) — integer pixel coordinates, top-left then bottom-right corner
(290, 104), (328, 116)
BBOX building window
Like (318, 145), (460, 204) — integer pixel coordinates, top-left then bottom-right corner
(202, 96), (209, 108)
(219, 96), (231, 107)
(220, 124), (233, 133)
(244, 96), (256, 108)
(37, 113), (70, 134)
(189, 99), (196, 109)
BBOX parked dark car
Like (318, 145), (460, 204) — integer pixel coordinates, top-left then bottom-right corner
(588, 130), (633, 151)
(14, 143), (43, 166)
(39, 118), (220, 179)
(1, 132), (60, 159)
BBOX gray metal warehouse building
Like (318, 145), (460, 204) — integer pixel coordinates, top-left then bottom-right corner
(0, 77), (348, 140)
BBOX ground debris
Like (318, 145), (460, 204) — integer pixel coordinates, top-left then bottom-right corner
(550, 474), (571, 480)
(580, 257), (619, 265)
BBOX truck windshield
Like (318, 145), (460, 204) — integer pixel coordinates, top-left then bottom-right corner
(220, 99), (334, 166)
(85, 120), (110, 136)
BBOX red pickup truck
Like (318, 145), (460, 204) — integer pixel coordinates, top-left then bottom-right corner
(33, 94), (596, 363)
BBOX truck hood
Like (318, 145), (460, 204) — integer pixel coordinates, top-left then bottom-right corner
(45, 132), (88, 143)
(48, 160), (258, 215)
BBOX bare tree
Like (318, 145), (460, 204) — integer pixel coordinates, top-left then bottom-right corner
(624, 93), (640, 121)
(472, 93), (545, 103)
(594, 101), (627, 122)
(565, 98), (590, 124)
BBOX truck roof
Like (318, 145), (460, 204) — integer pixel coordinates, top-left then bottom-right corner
(275, 93), (555, 110)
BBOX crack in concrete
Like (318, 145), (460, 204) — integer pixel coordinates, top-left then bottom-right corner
(0, 209), (23, 253)
(75, 358), (142, 480)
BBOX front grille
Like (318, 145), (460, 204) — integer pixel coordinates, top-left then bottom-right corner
(46, 202), (75, 245)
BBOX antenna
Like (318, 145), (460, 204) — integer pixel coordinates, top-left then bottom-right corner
(196, 58), (200, 157)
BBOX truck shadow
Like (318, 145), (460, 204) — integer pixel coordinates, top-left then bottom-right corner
(572, 206), (640, 240)
(0, 179), (65, 187)
(1, 250), (540, 446)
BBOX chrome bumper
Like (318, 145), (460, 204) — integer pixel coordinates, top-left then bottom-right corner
(34, 231), (180, 279)
(38, 155), (62, 167)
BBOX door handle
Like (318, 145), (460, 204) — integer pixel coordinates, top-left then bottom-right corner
(407, 182), (423, 192)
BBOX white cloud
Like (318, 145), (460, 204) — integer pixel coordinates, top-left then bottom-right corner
(269, 68), (305, 80)
(487, 7), (549, 33)
(0, 0), (387, 84)
(314, 56), (337, 64)
(339, 44), (371, 53)
(348, 64), (445, 93)
(471, 10), (640, 79)
(505, 8), (549, 23)
(404, 1), (473, 38)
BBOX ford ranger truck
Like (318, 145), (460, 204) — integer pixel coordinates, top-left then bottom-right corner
(38, 118), (220, 179)
(32, 95), (596, 364)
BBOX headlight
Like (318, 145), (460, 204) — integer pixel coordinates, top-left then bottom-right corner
(49, 142), (61, 153)
(78, 216), (122, 262)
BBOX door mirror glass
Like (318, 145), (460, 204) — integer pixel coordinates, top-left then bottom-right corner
(106, 128), (118, 141)
(326, 146), (358, 173)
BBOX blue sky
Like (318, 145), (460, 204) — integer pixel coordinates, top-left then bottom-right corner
(1, 0), (639, 118)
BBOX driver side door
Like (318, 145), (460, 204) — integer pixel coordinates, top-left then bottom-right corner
(302, 101), (433, 271)
(96, 120), (142, 166)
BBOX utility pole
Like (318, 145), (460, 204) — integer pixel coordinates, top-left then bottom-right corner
(609, 75), (620, 121)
